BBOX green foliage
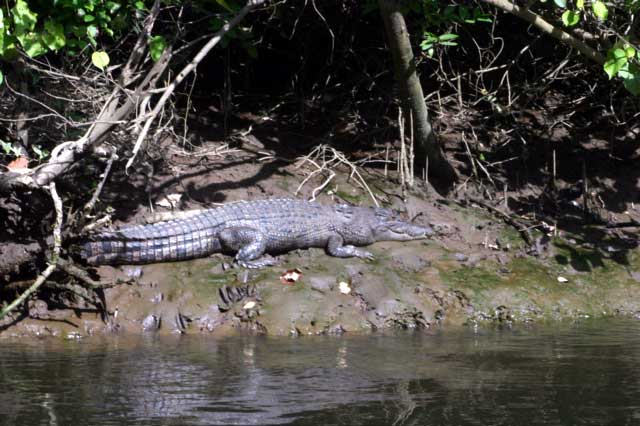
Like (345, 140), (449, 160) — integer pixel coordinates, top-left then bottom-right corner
(0, 140), (21, 157)
(561, 10), (580, 27)
(420, 32), (458, 57)
(416, 1), (491, 58)
(545, 0), (640, 94)
(31, 144), (48, 161)
(149, 35), (166, 62)
(0, 0), (164, 68)
(592, 1), (608, 20)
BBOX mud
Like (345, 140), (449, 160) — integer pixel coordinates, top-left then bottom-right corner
(2, 148), (640, 338)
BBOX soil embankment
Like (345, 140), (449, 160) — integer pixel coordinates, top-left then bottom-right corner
(2, 148), (640, 338)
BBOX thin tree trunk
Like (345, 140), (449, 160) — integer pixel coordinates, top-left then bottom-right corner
(378, 0), (457, 188)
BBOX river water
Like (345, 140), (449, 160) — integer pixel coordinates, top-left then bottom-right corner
(1, 319), (640, 426)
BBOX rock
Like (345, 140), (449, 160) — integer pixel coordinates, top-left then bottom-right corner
(309, 276), (334, 293)
(326, 324), (346, 334)
(391, 253), (431, 273)
(375, 299), (402, 318)
(172, 312), (190, 334)
(198, 306), (226, 332)
(142, 314), (160, 331)
(453, 253), (469, 262)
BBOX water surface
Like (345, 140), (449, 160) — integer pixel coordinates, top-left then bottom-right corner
(2, 319), (640, 425)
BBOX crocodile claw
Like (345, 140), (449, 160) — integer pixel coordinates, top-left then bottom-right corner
(358, 250), (375, 261)
(237, 257), (278, 269)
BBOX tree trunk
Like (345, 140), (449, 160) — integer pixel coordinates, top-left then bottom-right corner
(378, 0), (457, 188)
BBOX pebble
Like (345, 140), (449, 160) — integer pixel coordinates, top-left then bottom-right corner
(453, 253), (469, 262)
(142, 314), (160, 331)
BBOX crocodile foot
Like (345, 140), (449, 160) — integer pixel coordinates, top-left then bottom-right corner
(236, 256), (278, 269)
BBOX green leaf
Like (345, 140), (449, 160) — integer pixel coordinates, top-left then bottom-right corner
(603, 48), (628, 79)
(149, 35), (166, 62)
(106, 1), (121, 14)
(86, 25), (98, 39)
(43, 20), (66, 51)
(576, 0), (584, 9)
(0, 36), (19, 60)
(12, 0), (38, 33)
(84, 14), (96, 23)
(592, 1), (608, 20)
(91, 50), (110, 70)
(18, 32), (46, 57)
(438, 33), (459, 41)
(621, 64), (640, 95)
(553, 0), (567, 8)
(625, 46), (636, 58)
(134, 1), (146, 10)
(0, 10), (5, 51)
(0, 70), (3, 86)
(32, 145), (48, 160)
(561, 10), (580, 26)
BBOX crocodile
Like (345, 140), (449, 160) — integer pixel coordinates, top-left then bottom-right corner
(79, 198), (432, 268)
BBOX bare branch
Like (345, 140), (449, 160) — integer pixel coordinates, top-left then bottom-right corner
(125, 0), (269, 171)
(479, 0), (605, 64)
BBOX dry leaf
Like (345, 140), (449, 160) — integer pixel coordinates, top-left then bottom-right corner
(338, 281), (351, 295)
(242, 301), (256, 310)
(6, 157), (29, 171)
(155, 193), (182, 208)
(280, 268), (302, 284)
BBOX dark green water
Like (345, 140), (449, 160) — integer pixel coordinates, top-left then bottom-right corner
(2, 319), (640, 426)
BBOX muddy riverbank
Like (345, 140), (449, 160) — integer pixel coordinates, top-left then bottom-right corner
(3, 169), (640, 338)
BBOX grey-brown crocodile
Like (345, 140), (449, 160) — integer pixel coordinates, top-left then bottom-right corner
(80, 198), (432, 268)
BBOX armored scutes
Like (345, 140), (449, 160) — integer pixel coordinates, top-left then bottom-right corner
(80, 199), (432, 268)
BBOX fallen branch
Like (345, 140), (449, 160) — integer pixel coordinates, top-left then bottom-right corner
(57, 258), (131, 289)
(295, 144), (380, 206)
(0, 182), (63, 320)
(471, 198), (535, 246)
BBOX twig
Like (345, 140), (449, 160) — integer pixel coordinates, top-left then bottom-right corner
(0, 182), (63, 320)
(295, 145), (379, 206)
(57, 258), (128, 289)
(84, 151), (117, 213)
(472, 198), (534, 246)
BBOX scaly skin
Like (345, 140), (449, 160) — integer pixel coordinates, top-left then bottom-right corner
(80, 199), (432, 268)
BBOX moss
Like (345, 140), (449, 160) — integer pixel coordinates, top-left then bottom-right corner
(335, 189), (365, 205)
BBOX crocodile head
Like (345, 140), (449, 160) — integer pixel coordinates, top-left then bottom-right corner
(370, 207), (433, 241)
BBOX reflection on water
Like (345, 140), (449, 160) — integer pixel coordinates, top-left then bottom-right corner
(2, 319), (640, 425)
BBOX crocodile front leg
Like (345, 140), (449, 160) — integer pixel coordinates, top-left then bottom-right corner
(326, 235), (374, 260)
(218, 227), (276, 268)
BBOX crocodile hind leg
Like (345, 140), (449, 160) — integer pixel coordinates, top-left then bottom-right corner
(326, 235), (374, 260)
(218, 227), (277, 268)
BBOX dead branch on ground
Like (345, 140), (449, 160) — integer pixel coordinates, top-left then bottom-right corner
(294, 144), (380, 206)
(470, 198), (535, 247)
